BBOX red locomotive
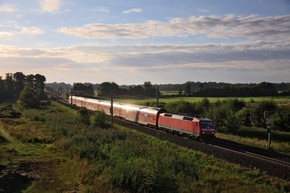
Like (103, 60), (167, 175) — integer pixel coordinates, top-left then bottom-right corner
(69, 96), (215, 138)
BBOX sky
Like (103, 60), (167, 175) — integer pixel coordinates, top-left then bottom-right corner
(1, 0), (290, 85)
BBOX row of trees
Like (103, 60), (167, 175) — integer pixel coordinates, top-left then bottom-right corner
(161, 81), (290, 95)
(71, 81), (159, 97)
(179, 81), (289, 97)
(0, 72), (46, 108)
(60, 81), (290, 98)
(162, 98), (290, 132)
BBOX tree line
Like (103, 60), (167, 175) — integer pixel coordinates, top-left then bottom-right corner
(68, 81), (159, 98)
(160, 98), (290, 133)
(0, 72), (46, 108)
(179, 81), (290, 97)
(47, 81), (290, 98)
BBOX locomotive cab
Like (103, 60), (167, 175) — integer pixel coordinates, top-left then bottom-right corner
(200, 118), (215, 138)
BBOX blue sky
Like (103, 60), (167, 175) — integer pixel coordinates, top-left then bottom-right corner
(1, 0), (290, 85)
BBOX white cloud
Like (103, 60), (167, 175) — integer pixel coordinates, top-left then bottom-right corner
(91, 7), (109, 13)
(40, 0), (62, 13)
(122, 8), (143, 14)
(0, 32), (14, 38)
(59, 15), (290, 40)
(1, 39), (290, 84)
(0, 5), (16, 13)
(21, 27), (45, 35)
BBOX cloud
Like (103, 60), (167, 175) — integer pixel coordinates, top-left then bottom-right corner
(40, 0), (62, 13)
(122, 8), (143, 14)
(0, 21), (44, 37)
(1, 40), (289, 71)
(197, 9), (210, 13)
(0, 32), (14, 38)
(59, 15), (290, 40)
(0, 5), (16, 13)
(21, 27), (45, 35)
(91, 7), (109, 13)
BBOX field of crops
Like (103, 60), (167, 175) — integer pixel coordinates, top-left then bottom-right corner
(115, 96), (290, 105)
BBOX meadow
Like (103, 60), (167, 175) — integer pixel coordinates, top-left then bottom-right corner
(0, 101), (289, 192)
(114, 96), (290, 105)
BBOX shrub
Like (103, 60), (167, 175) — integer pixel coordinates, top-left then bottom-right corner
(271, 108), (290, 132)
(78, 107), (90, 125)
(19, 84), (40, 108)
(92, 110), (107, 128)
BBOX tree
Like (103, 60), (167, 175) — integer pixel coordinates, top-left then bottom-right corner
(13, 72), (25, 98)
(129, 85), (143, 95)
(5, 73), (14, 99)
(0, 76), (3, 102)
(34, 74), (46, 99)
(73, 83), (95, 96)
(143, 81), (156, 96)
(97, 82), (119, 96)
(184, 81), (191, 96)
(19, 84), (40, 108)
(271, 108), (290, 132)
(178, 88), (183, 95)
(250, 100), (277, 128)
(256, 82), (278, 96)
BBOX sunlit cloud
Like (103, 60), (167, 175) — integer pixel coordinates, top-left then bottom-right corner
(0, 32), (14, 38)
(21, 27), (45, 35)
(1, 41), (290, 83)
(1, 40), (289, 71)
(40, 0), (62, 13)
(59, 15), (290, 40)
(0, 5), (16, 13)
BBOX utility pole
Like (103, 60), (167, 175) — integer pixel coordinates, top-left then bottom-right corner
(264, 111), (272, 147)
(156, 86), (160, 107)
(70, 90), (72, 105)
(110, 88), (113, 126)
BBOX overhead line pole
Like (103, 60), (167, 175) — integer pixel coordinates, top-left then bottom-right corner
(110, 88), (113, 126)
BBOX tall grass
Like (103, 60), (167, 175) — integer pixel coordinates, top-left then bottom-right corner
(217, 127), (290, 155)
(8, 101), (288, 193)
(115, 96), (290, 105)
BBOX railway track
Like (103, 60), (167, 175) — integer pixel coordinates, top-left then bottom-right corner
(205, 138), (290, 168)
(55, 98), (290, 181)
(114, 118), (290, 181)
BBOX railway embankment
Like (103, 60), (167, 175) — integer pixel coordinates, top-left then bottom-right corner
(1, 101), (289, 192)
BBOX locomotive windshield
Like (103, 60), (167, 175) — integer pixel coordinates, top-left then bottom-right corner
(201, 121), (214, 128)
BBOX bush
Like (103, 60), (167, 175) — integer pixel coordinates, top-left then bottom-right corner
(0, 104), (21, 118)
(271, 108), (290, 132)
(92, 110), (107, 128)
(19, 84), (40, 108)
(78, 107), (90, 125)
(250, 100), (277, 128)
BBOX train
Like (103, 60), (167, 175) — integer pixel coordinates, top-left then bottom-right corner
(68, 95), (215, 138)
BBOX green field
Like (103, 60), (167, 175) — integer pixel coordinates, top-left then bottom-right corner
(115, 96), (290, 105)
(1, 101), (289, 192)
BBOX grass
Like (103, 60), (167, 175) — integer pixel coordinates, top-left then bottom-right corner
(115, 96), (290, 105)
(217, 127), (290, 155)
(0, 106), (79, 192)
(1, 101), (289, 193)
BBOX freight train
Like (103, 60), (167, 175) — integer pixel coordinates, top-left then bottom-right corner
(69, 95), (215, 138)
